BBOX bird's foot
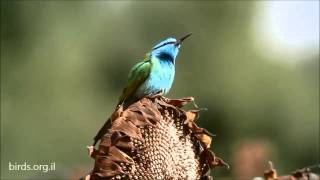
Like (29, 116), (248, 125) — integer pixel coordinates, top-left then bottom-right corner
(147, 90), (165, 99)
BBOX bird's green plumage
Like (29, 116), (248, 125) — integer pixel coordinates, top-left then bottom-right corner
(118, 54), (151, 105)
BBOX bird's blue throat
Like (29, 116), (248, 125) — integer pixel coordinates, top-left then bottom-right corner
(156, 53), (175, 64)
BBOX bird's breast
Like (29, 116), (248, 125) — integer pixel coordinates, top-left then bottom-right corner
(138, 58), (175, 96)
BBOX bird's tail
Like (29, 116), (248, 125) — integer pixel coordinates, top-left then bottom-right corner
(117, 96), (139, 109)
(92, 103), (127, 146)
(93, 97), (141, 146)
(93, 118), (111, 146)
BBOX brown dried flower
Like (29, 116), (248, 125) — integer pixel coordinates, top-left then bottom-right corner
(83, 96), (227, 180)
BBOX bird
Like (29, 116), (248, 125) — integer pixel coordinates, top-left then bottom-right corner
(93, 34), (192, 145)
(118, 33), (192, 107)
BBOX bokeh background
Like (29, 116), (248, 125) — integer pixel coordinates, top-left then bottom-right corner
(1, 1), (319, 179)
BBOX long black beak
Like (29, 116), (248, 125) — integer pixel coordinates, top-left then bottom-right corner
(175, 33), (192, 46)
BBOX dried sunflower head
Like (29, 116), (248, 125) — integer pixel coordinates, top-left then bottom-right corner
(84, 96), (227, 180)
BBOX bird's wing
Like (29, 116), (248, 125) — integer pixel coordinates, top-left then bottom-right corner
(118, 57), (152, 105)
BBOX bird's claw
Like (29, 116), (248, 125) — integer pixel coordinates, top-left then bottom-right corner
(147, 90), (164, 99)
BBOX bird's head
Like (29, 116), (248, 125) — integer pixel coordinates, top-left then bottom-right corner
(151, 33), (192, 62)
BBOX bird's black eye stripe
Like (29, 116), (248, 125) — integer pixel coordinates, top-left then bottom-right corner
(153, 41), (176, 50)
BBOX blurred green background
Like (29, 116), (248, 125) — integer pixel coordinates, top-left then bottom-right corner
(1, 1), (319, 179)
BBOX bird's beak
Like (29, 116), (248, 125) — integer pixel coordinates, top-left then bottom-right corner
(175, 33), (192, 46)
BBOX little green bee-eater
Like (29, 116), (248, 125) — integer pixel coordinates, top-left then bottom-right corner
(118, 33), (192, 106)
(93, 34), (191, 145)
